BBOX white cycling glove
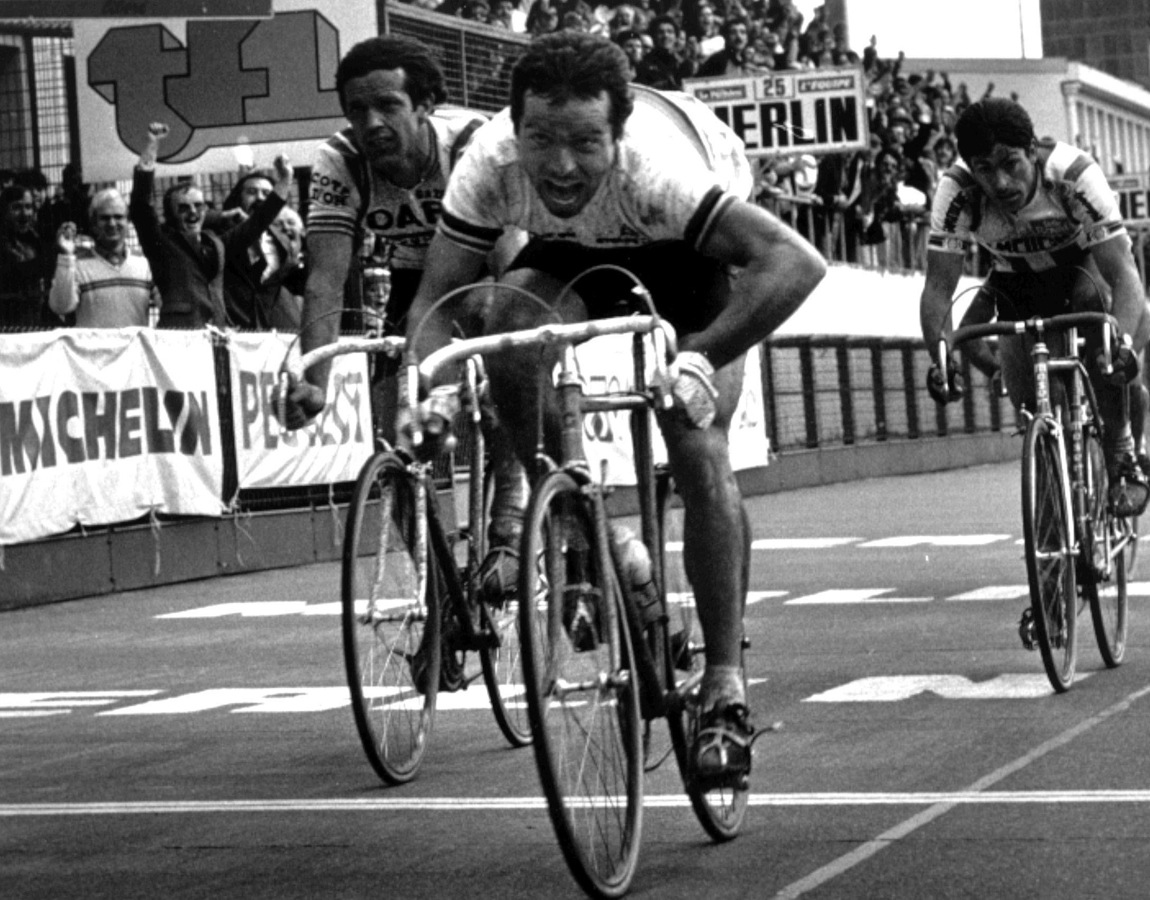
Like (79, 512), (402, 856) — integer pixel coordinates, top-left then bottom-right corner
(663, 350), (719, 429)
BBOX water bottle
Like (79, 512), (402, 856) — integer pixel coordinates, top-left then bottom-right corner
(612, 526), (661, 627)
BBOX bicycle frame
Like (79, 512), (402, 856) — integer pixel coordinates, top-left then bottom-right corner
(417, 315), (677, 702)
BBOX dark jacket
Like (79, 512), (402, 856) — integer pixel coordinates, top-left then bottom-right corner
(129, 167), (285, 329)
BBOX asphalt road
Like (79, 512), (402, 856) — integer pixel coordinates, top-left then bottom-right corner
(4, 461), (1150, 900)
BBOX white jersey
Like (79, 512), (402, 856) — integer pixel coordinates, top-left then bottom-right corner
(306, 107), (487, 271)
(927, 139), (1126, 273)
(439, 86), (753, 254)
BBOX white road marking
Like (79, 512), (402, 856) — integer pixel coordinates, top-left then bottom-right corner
(5, 790), (1150, 817)
(0, 691), (163, 717)
(774, 682), (1150, 899)
(786, 589), (932, 605)
(803, 674), (1084, 702)
(100, 688), (352, 715)
(859, 535), (1012, 547)
(947, 586), (1029, 601)
(750, 538), (862, 549)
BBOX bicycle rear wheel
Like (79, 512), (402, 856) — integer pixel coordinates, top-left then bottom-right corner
(342, 451), (440, 784)
(1081, 419), (1129, 666)
(1021, 417), (1078, 692)
(519, 470), (643, 899)
(657, 474), (748, 841)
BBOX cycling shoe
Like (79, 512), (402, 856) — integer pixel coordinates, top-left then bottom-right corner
(691, 702), (755, 790)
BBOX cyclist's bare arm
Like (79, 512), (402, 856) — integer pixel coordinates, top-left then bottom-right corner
(1091, 234), (1150, 349)
(919, 248), (965, 348)
(300, 230), (356, 393)
(405, 231), (488, 377)
(957, 289), (1000, 378)
(691, 200), (826, 369)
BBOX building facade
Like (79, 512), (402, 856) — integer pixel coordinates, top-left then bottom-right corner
(1041, 0), (1150, 92)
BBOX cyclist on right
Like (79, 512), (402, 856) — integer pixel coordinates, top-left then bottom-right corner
(920, 97), (1150, 521)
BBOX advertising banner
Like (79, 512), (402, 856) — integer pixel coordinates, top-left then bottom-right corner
(227, 333), (373, 490)
(683, 67), (868, 157)
(74, 0), (376, 182)
(0, 329), (223, 546)
(1108, 172), (1150, 223)
(576, 335), (769, 486)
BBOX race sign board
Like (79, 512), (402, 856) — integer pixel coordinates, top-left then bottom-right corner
(74, 0), (376, 182)
(683, 67), (868, 157)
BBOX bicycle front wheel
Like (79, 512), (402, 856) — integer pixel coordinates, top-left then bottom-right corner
(658, 474), (748, 841)
(519, 471), (643, 899)
(1081, 420), (1129, 667)
(342, 451), (440, 784)
(1021, 417), (1078, 692)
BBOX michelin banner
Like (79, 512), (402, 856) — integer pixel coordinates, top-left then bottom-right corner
(0, 328), (223, 545)
(227, 332), (372, 490)
(577, 334), (769, 486)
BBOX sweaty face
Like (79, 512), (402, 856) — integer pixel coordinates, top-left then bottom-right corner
(968, 142), (1037, 214)
(343, 68), (428, 177)
(92, 198), (128, 251)
(517, 90), (617, 219)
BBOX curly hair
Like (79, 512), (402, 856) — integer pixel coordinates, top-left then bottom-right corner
(954, 97), (1035, 161)
(510, 32), (634, 140)
(335, 35), (448, 113)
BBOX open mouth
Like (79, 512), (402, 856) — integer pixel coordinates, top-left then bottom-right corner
(541, 180), (584, 214)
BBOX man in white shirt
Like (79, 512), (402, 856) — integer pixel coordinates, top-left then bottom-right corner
(49, 188), (156, 328)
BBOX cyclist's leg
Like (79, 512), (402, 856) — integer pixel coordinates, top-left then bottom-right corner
(478, 266), (588, 597)
(1074, 263), (1150, 514)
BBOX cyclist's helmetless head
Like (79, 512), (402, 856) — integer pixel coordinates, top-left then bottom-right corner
(511, 32), (633, 219)
(336, 36), (447, 180)
(955, 97), (1038, 214)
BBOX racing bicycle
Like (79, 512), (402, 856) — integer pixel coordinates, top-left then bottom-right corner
(285, 333), (531, 785)
(939, 310), (1136, 692)
(411, 296), (751, 898)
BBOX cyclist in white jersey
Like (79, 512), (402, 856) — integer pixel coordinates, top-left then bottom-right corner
(920, 97), (1150, 518)
(405, 31), (827, 786)
(282, 35), (530, 553)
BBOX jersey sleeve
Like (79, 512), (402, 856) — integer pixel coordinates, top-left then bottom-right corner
(1067, 152), (1127, 248)
(926, 166), (976, 256)
(304, 134), (362, 239)
(438, 122), (508, 255)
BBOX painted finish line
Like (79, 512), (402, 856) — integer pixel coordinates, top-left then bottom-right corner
(5, 791), (1150, 817)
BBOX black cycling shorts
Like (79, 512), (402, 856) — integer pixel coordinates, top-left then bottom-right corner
(507, 238), (729, 338)
(982, 262), (1109, 321)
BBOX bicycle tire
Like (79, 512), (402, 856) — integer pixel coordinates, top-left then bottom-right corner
(657, 474), (748, 841)
(1021, 416), (1078, 692)
(476, 456), (533, 747)
(519, 470), (643, 899)
(342, 451), (440, 784)
(1080, 417), (1129, 666)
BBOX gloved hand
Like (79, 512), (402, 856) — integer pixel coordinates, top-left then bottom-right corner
(273, 375), (326, 430)
(398, 383), (461, 459)
(659, 350), (719, 429)
(1095, 334), (1140, 386)
(926, 358), (965, 405)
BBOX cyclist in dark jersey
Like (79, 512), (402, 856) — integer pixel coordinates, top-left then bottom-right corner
(920, 97), (1150, 518)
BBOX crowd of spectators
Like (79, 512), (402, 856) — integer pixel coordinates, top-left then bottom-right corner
(0, 1), (1004, 331)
